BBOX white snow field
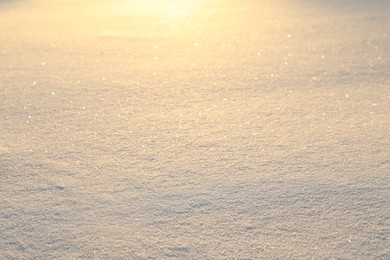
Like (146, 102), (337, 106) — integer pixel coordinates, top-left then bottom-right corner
(0, 0), (389, 258)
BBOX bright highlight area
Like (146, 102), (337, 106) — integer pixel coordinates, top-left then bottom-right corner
(111, 0), (205, 17)
(0, 0), (389, 258)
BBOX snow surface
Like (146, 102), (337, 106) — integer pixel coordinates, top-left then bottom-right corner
(0, 0), (389, 258)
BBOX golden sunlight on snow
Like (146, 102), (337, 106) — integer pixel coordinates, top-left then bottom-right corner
(0, 0), (389, 258)
(111, 0), (205, 17)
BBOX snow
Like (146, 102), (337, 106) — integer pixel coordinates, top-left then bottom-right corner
(0, 0), (389, 258)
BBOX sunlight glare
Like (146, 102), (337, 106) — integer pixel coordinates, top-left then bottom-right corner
(114, 0), (205, 18)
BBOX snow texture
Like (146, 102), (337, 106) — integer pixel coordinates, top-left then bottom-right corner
(0, 0), (389, 258)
